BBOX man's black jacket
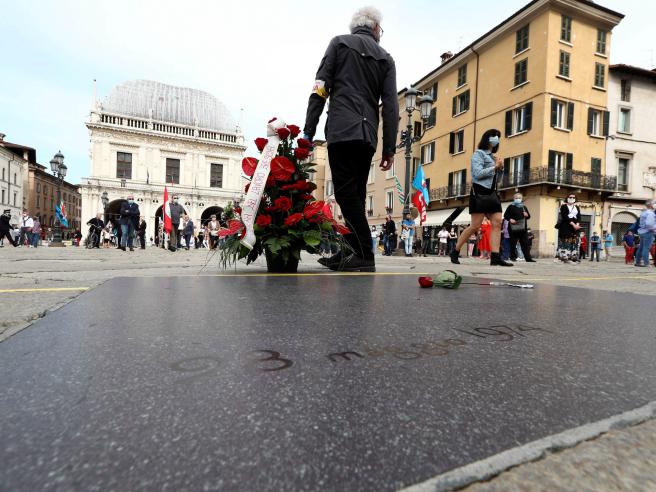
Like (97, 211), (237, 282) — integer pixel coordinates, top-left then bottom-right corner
(304, 26), (398, 157)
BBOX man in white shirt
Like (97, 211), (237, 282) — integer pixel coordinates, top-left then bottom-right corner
(19, 210), (34, 247)
(437, 227), (449, 256)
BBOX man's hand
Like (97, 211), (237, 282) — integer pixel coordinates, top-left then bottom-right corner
(380, 155), (394, 171)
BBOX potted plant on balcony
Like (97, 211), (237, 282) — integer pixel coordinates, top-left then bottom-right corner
(217, 120), (351, 273)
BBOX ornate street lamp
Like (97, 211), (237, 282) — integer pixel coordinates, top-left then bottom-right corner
(49, 151), (68, 246)
(398, 87), (434, 216)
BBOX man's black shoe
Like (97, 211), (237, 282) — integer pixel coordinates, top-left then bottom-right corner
(327, 254), (375, 272)
(319, 252), (341, 268)
(450, 250), (460, 264)
(129, 247), (134, 251)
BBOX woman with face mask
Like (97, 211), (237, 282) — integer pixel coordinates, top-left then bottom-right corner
(503, 193), (535, 262)
(556, 193), (582, 262)
(451, 129), (511, 266)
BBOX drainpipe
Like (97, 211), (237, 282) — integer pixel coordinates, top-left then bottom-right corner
(471, 47), (480, 151)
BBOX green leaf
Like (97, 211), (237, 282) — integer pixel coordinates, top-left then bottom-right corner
(320, 221), (334, 232)
(303, 230), (322, 247)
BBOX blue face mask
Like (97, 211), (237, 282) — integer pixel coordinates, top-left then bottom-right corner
(489, 135), (500, 147)
(513, 198), (522, 205)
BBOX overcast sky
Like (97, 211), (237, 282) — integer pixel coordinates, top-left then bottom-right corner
(1, 0), (653, 184)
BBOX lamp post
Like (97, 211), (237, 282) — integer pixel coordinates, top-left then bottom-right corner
(49, 151), (67, 247)
(398, 87), (433, 216)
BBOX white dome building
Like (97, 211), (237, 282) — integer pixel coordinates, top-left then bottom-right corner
(80, 80), (246, 243)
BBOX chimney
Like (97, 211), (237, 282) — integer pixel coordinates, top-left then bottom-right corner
(441, 51), (453, 64)
(0, 133), (5, 142)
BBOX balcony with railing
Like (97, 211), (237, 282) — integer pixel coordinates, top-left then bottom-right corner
(430, 167), (617, 201)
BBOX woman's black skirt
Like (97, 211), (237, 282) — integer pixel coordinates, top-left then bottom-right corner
(469, 183), (502, 214)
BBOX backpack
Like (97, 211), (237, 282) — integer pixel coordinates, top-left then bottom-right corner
(627, 218), (640, 234)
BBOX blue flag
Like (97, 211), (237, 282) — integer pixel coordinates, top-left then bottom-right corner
(55, 201), (69, 228)
(412, 164), (430, 204)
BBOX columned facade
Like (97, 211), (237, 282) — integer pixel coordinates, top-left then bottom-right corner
(80, 80), (246, 237)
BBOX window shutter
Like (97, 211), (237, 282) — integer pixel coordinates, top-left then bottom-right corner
(587, 108), (594, 135)
(452, 96), (457, 116)
(504, 157), (511, 168)
(464, 90), (470, 111)
(505, 110), (512, 137)
(525, 102), (533, 131)
(429, 108), (437, 127)
(449, 133), (455, 154)
(567, 102), (574, 130)
(566, 153), (573, 171)
(448, 172), (453, 194)
(603, 111), (610, 136)
(591, 158), (601, 174)
(550, 99), (558, 127)
(461, 169), (467, 184)
(523, 153), (531, 173)
(548, 150), (556, 172)
(430, 142), (435, 161)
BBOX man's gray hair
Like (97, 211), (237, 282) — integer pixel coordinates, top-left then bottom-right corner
(349, 6), (382, 32)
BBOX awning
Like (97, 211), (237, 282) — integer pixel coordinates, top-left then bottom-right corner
(424, 208), (471, 226)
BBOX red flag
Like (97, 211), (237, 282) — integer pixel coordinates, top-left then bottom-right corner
(412, 190), (427, 225)
(163, 186), (172, 233)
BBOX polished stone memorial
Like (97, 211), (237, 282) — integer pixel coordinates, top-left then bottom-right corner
(1, 275), (655, 491)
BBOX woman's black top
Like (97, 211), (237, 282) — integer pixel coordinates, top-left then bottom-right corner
(504, 204), (531, 233)
(559, 204), (581, 236)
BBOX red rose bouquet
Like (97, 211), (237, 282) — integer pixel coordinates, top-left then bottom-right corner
(218, 120), (351, 270)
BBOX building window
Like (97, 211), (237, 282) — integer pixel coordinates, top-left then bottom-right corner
(165, 158), (180, 184)
(514, 58), (528, 86)
(448, 169), (467, 196)
(591, 158), (602, 186)
(420, 142), (435, 164)
(415, 121), (422, 137)
(449, 130), (464, 155)
(587, 108), (609, 137)
(43, 185), (47, 196)
(620, 79), (631, 102)
(385, 160), (395, 179)
(457, 64), (467, 87)
(559, 51), (570, 78)
(426, 82), (438, 101)
(516, 24), (529, 53)
(551, 98), (574, 130)
(326, 180), (334, 197)
(594, 63), (605, 88)
(1, 190), (4, 203)
(548, 150), (573, 183)
(505, 102), (533, 136)
(13, 193), (16, 206)
(617, 157), (629, 192)
(426, 107), (436, 128)
(412, 158), (420, 178)
(210, 163), (223, 188)
(502, 153), (531, 186)
(561, 15), (572, 43)
(36, 183), (41, 193)
(116, 152), (132, 180)
(618, 108), (631, 133)
(367, 195), (374, 216)
(368, 163), (375, 184)
(596, 29), (607, 55)
(37, 196), (40, 208)
(386, 190), (394, 211)
(1, 168), (4, 181)
(13, 173), (16, 184)
(452, 90), (470, 116)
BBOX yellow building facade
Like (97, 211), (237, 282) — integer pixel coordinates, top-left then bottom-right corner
(397, 0), (624, 256)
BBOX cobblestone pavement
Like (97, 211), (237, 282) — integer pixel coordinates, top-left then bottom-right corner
(1, 244), (654, 491)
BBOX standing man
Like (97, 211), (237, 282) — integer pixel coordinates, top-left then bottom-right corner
(437, 227), (449, 256)
(635, 200), (656, 267)
(19, 210), (33, 247)
(183, 214), (194, 251)
(0, 209), (17, 247)
(304, 7), (398, 272)
(602, 230), (613, 261)
(138, 216), (147, 250)
(119, 195), (139, 252)
(589, 230), (601, 262)
(382, 215), (395, 256)
(168, 195), (185, 252)
(421, 226), (432, 257)
(621, 230), (635, 264)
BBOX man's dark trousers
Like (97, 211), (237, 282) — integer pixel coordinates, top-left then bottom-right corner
(328, 140), (375, 261)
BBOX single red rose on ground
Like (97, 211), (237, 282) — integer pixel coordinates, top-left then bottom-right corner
(297, 138), (312, 149)
(218, 219), (244, 238)
(276, 127), (291, 139)
(274, 196), (292, 212)
(241, 157), (258, 177)
(333, 224), (351, 235)
(294, 147), (310, 160)
(284, 213), (304, 227)
(287, 124), (301, 138)
(418, 277), (434, 288)
(255, 215), (272, 227)
(254, 137), (268, 152)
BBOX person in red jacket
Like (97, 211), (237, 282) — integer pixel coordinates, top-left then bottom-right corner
(579, 231), (588, 260)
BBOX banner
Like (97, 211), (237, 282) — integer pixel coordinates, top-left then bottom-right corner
(412, 191), (427, 225)
(412, 163), (430, 204)
(163, 186), (172, 233)
(240, 119), (284, 250)
(394, 176), (404, 205)
(55, 201), (69, 228)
